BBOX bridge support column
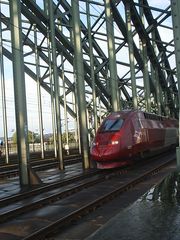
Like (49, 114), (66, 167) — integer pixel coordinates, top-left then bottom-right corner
(10, 0), (30, 186)
(86, 1), (98, 133)
(105, 0), (120, 112)
(10, 0), (42, 187)
(72, 0), (90, 169)
(46, 0), (64, 170)
(34, 25), (45, 160)
(0, 9), (9, 164)
(139, 3), (151, 112)
(171, 0), (180, 167)
(125, 2), (138, 109)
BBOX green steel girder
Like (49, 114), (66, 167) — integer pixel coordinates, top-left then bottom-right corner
(121, 0), (177, 117)
(60, 0), (107, 61)
(0, 11), (77, 118)
(142, 0), (177, 95)
(21, 0), (110, 109)
(2, 45), (76, 118)
(60, 0), (132, 102)
(3, 46), (76, 122)
(24, 0), (74, 53)
(110, 1), (144, 70)
(21, 0), (132, 110)
(110, 1), (167, 113)
(1, 0), (177, 118)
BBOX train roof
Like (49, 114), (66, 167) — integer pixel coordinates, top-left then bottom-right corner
(108, 109), (177, 121)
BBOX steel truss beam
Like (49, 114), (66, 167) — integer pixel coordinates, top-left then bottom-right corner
(0, 0), (178, 174)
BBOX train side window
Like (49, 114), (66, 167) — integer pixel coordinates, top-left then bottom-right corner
(99, 118), (124, 132)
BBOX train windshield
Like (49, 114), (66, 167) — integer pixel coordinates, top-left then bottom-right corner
(99, 118), (124, 132)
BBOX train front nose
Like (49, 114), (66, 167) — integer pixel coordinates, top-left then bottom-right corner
(90, 140), (120, 161)
(91, 146), (105, 160)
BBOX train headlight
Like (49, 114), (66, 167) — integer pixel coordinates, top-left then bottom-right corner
(111, 140), (119, 145)
(92, 141), (98, 147)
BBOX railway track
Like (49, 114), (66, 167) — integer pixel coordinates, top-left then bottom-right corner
(0, 168), (102, 208)
(0, 149), (79, 163)
(0, 154), (82, 179)
(0, 169), (121, 223)
(0, 152), (176, 240)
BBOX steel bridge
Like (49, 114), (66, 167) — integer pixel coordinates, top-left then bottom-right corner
(0, 0), (180, 187)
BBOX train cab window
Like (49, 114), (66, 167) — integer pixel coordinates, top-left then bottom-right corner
(99, 118), (124, 132)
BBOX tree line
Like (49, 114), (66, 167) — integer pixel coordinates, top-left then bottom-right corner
(11, 131), (76, 144)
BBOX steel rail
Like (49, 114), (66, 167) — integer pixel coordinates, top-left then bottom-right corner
(21, 155), (175, 239)
(0, 169), (126, 223)
(0, 156), (82, 179)
(0, 168), (103, 207)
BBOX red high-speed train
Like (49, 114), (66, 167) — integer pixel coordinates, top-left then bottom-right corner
(90, 110), (178, 169)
